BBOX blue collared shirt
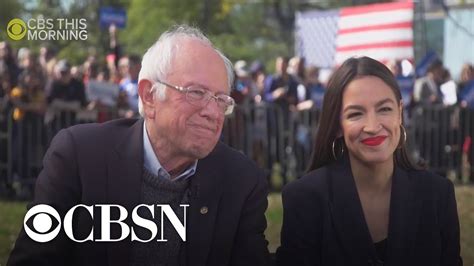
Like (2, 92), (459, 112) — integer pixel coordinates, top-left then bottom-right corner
(143, 122), (197, 181)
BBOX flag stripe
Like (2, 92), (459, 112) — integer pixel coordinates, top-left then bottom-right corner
(296, 1), (414, 68)
(335, 47), (413, 65)
(337, 28), (413, 48)
(338, 9), (413, 30)
(335, 1), (413, 65)
(340, 1), (413, 16)
(336, 40), (413, 52)
(338, 21), (412, 34)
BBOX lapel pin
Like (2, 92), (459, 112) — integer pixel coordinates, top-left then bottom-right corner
(200, 206), (208, 214)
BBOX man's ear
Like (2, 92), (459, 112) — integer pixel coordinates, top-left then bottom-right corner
(138, 79), (155, 118)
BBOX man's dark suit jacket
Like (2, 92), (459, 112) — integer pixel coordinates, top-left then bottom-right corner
(276, 155), (462, 266)
(8, 118), (270, 266)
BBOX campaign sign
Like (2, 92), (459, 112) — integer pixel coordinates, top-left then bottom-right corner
(99, 7), (127, 29)
(87, 81), (120, 106)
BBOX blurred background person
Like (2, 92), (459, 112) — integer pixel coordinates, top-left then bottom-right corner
(263, 56), (299, 109)
(119, 54), (141, 116)
(249, 60), (266, 104)
(0, 42), (20, 94)
(117, 56), (130, 84)
(458, 63), (474, 107)
(440, 69), (458, 106)
(12, 53), (46, 118)
(232, 60), (252, 105)
(386, 59), (414, 113)
(295, 65), (325, 111)
(47, 60), (86, 107)
(41, 46), (58, 97)
(8, 52), (47, 182)
(413, 59), (445, 106)
(86, 62), (120, 121)
(287, 56), (305, 85)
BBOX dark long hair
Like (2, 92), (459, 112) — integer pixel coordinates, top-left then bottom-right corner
(307, 56), (419, 171)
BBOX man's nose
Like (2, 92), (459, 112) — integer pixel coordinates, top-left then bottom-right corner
(199, 96), (221, 120)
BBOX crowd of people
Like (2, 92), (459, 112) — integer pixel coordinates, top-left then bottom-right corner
(0, 40), (142, 122)
(1, 35), (474, 125)
(1, 36), (474, 187)
(5, 24), (463, 264)
(232, 55), (474, 116)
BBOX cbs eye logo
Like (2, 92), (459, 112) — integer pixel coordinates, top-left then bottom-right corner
(7, 18), (27, 41)
(24, 204), (61, 242)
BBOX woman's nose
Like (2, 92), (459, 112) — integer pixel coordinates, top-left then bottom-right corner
(363, 113), (382, 133)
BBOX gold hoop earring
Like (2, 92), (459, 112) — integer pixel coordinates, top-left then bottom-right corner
(399, 125), (407, 148)
(332, 138), (344, 160)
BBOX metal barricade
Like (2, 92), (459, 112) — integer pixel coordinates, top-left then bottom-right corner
(222, 103), (320, 190)
(1, 104), (103, 198)
(0, 107), (13, 193)
(409, 106), (474, 181)
(222, 102), (290, 190)
(2, 103), (474, 198)
(289, 107), (321, 178)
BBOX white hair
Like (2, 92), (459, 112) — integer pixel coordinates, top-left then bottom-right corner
(138, 25), (235, 116)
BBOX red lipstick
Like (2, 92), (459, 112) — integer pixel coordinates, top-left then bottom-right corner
(361, 136), (387, 146)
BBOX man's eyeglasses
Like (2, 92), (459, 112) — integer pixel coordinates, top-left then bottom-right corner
(154, 79), (235, 115)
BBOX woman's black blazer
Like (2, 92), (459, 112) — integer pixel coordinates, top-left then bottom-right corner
(276, 156), (462, 266)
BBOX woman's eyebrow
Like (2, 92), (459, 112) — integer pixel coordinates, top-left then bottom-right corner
(375, 98), (395, 107)
(343, 98), (395, 114)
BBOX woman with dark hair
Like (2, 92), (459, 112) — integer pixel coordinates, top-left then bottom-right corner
(276, 56), (462, 266)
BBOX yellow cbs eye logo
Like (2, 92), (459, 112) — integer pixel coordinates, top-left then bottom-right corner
(7, 18), (27, 41)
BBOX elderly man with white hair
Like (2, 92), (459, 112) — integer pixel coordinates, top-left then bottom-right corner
(8, 25), (271, 266)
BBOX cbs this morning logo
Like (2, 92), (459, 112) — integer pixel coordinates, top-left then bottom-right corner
(24, 204), (188, 243)
(7, 17), (88, 41)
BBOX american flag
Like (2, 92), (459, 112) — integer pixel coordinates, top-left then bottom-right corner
(296, 1), (414, 68)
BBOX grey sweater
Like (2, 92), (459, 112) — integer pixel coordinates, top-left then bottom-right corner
(130, 167), (191, 266)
